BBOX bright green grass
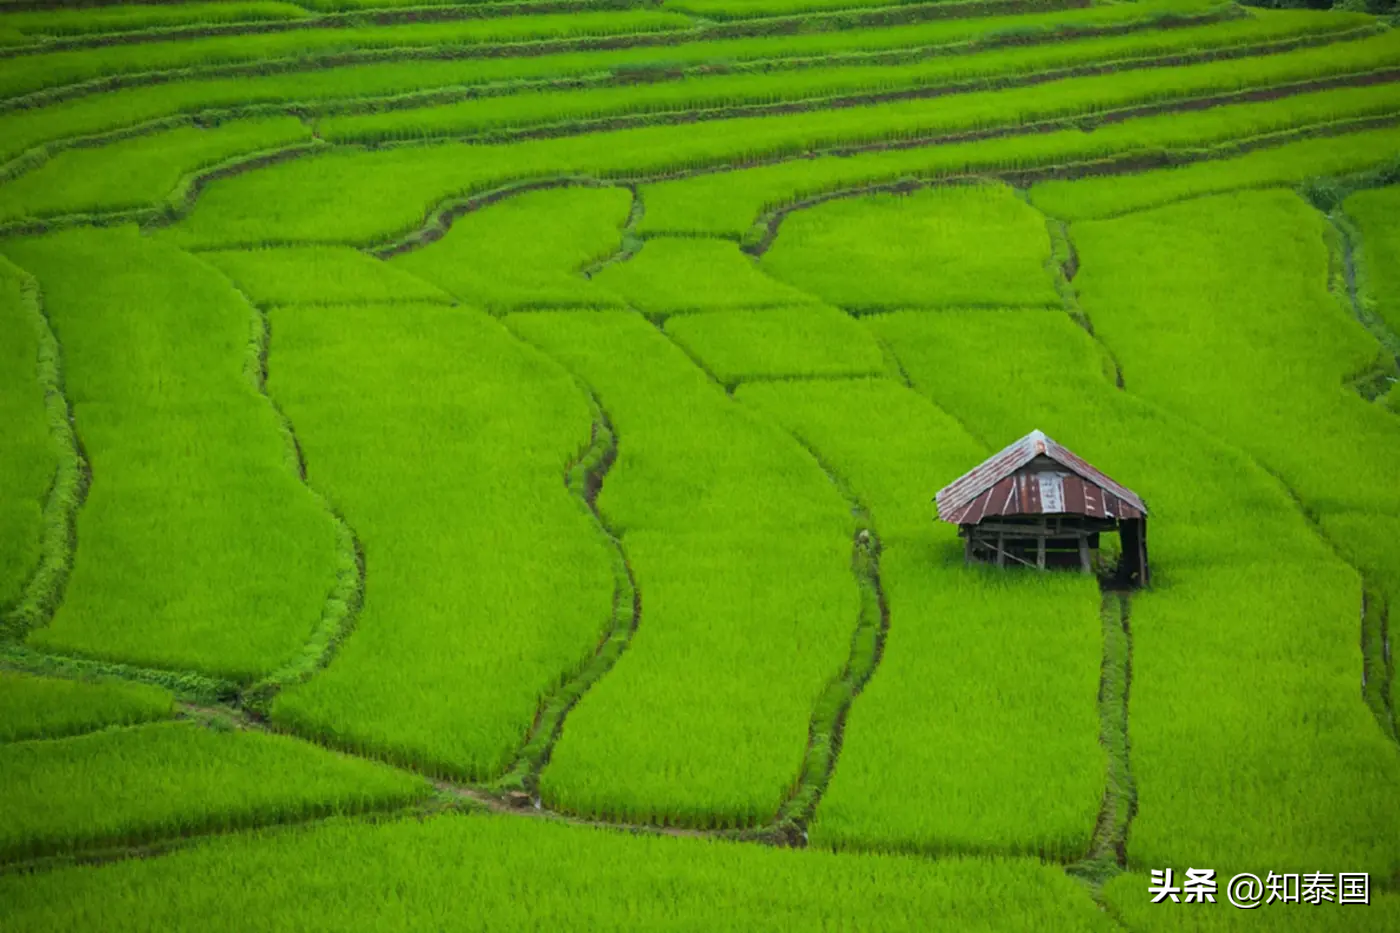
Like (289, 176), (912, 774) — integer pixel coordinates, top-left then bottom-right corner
(268, 302), (615, 780)
(1103, 872), (1400, 930)
(663, 304), (886, 384)
(0, 117), (312, 223)
(761, 184), (1059, 311)
(1345, 184), (1400, 339)
(591, 236), (819, 315)
(388, 186), (631, 311)
(541, 528), (858, 828)
(738, 378), (1103, 858)
(505, 310), (852, 536)
(506, 310), (856, 827)
(320, 11), (1386, 145)
(0, 812), (1118, 932)
(637, 91), (1400, 239)
(0, 0), (1249, 166)
(1030, 125), (1400, 221)
(153, 77), (1400, 249)
(0, 672), (173, 743)
(1073, 191), (1400, 532)
(0, 257), (51, 613)
(198, 247), (453, 307)
(2, 2), (309, 39)
(2, 228), (339, 682)
(165, 78), (1400, 251)
(0, 10), (696, 101)
(875, 308), (1400, 876)
(664, 0), (1219, 16)
(0, 720), (430, 862)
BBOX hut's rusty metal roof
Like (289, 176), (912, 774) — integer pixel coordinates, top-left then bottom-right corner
(935, 430), (1147, 525)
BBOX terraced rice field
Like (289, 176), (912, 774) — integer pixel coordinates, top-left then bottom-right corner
(1, 0), (1399, 928)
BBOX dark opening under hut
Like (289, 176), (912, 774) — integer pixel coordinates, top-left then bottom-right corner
(934, 430), (1149, 588)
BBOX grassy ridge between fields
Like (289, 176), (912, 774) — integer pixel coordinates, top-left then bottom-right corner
(388, 185), (632, 309)
(0, 670), (173, 744)
(0, 256), (52, 616)
(0, 228), (341, 682)
(265, 300), (617, 781)
(150, 77), (1400, 250)
(0, 0), (1245, 166)
(0, 720), (430, 862)
(0, 812), (1119, 932)
(509, 310), (859, 829)
(316, 12), (1386, 144)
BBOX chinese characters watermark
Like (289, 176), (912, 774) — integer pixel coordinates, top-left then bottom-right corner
(1148, 869), (1369, 908)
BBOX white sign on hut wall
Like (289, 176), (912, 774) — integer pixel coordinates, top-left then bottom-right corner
(1037, 473), (1066, 514)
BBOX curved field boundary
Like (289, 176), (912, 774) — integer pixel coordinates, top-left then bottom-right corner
(0, 0), (1087, 60)
(0, 268), (87, 641)
(0, 138), (326, 238)
(740, 107), (1400, 256)
(0, 645), (239, 705)
(319, 26), (1387, 147)
(0, 0), (1098, 106)
(763, 447), (889, 847)
(7, 10), (1330, 185)
(0, 7), (695, 59)
(215, 283), (368, 716)
(488, 366), (641, 804)
(0, 3), (1243, 120)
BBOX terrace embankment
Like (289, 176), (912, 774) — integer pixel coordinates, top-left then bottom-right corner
(0, 266), (89, 640)
(488, 376), (643, 805)
(1068, 590), (1135, 888)
(761, 440), (890, 848)
(215, 279), (367, 716)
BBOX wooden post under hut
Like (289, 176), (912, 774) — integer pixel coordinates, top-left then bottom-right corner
(934, 430), (1149, 587)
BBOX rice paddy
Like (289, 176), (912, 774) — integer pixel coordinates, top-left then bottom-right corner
(2, 0), (1398, 925)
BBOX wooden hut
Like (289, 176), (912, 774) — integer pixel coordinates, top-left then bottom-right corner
(934, 430), (1149, 587)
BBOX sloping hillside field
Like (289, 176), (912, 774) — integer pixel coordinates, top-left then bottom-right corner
(2, 0), (1400, 928)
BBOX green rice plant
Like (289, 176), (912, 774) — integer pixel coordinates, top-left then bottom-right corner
(738, 377), (1104, 858)
(0, 720), (430, 861)
(0, 10), (696, 101)
(639, 89), (1400, 239)
(1104, 872), (1400, 931)
(761, 184), (1060, 311)
(388, 185), (631, 310)
(590, 236), (819, 315)
(268, 302), (615, 780)
(0, 257), (52, 615)
(1072, 191), (1400, 526)
(0, 117), (312, 224)
(663, 304), (886, 385)
(319, 11), (1387, 145)
(662, 0), (1221, 17)
(505, 310), (856, 827)
(198, 247), (453, 307)
(2, 228), (340, 681)
(1031, 126), (1400, 221)
(873, 308), (1400, 876)
(2, 2), (309, 40)
(540, 528), (858, 828)
(164, 72), (1400, 251)
(0, 0), (1270, 166)
(1345, 184), (1400, 338)
(0, 812), (1118, 932)
(0, 672), (173, 743)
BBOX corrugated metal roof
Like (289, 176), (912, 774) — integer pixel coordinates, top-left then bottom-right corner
(935, 430), (1147, 524)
